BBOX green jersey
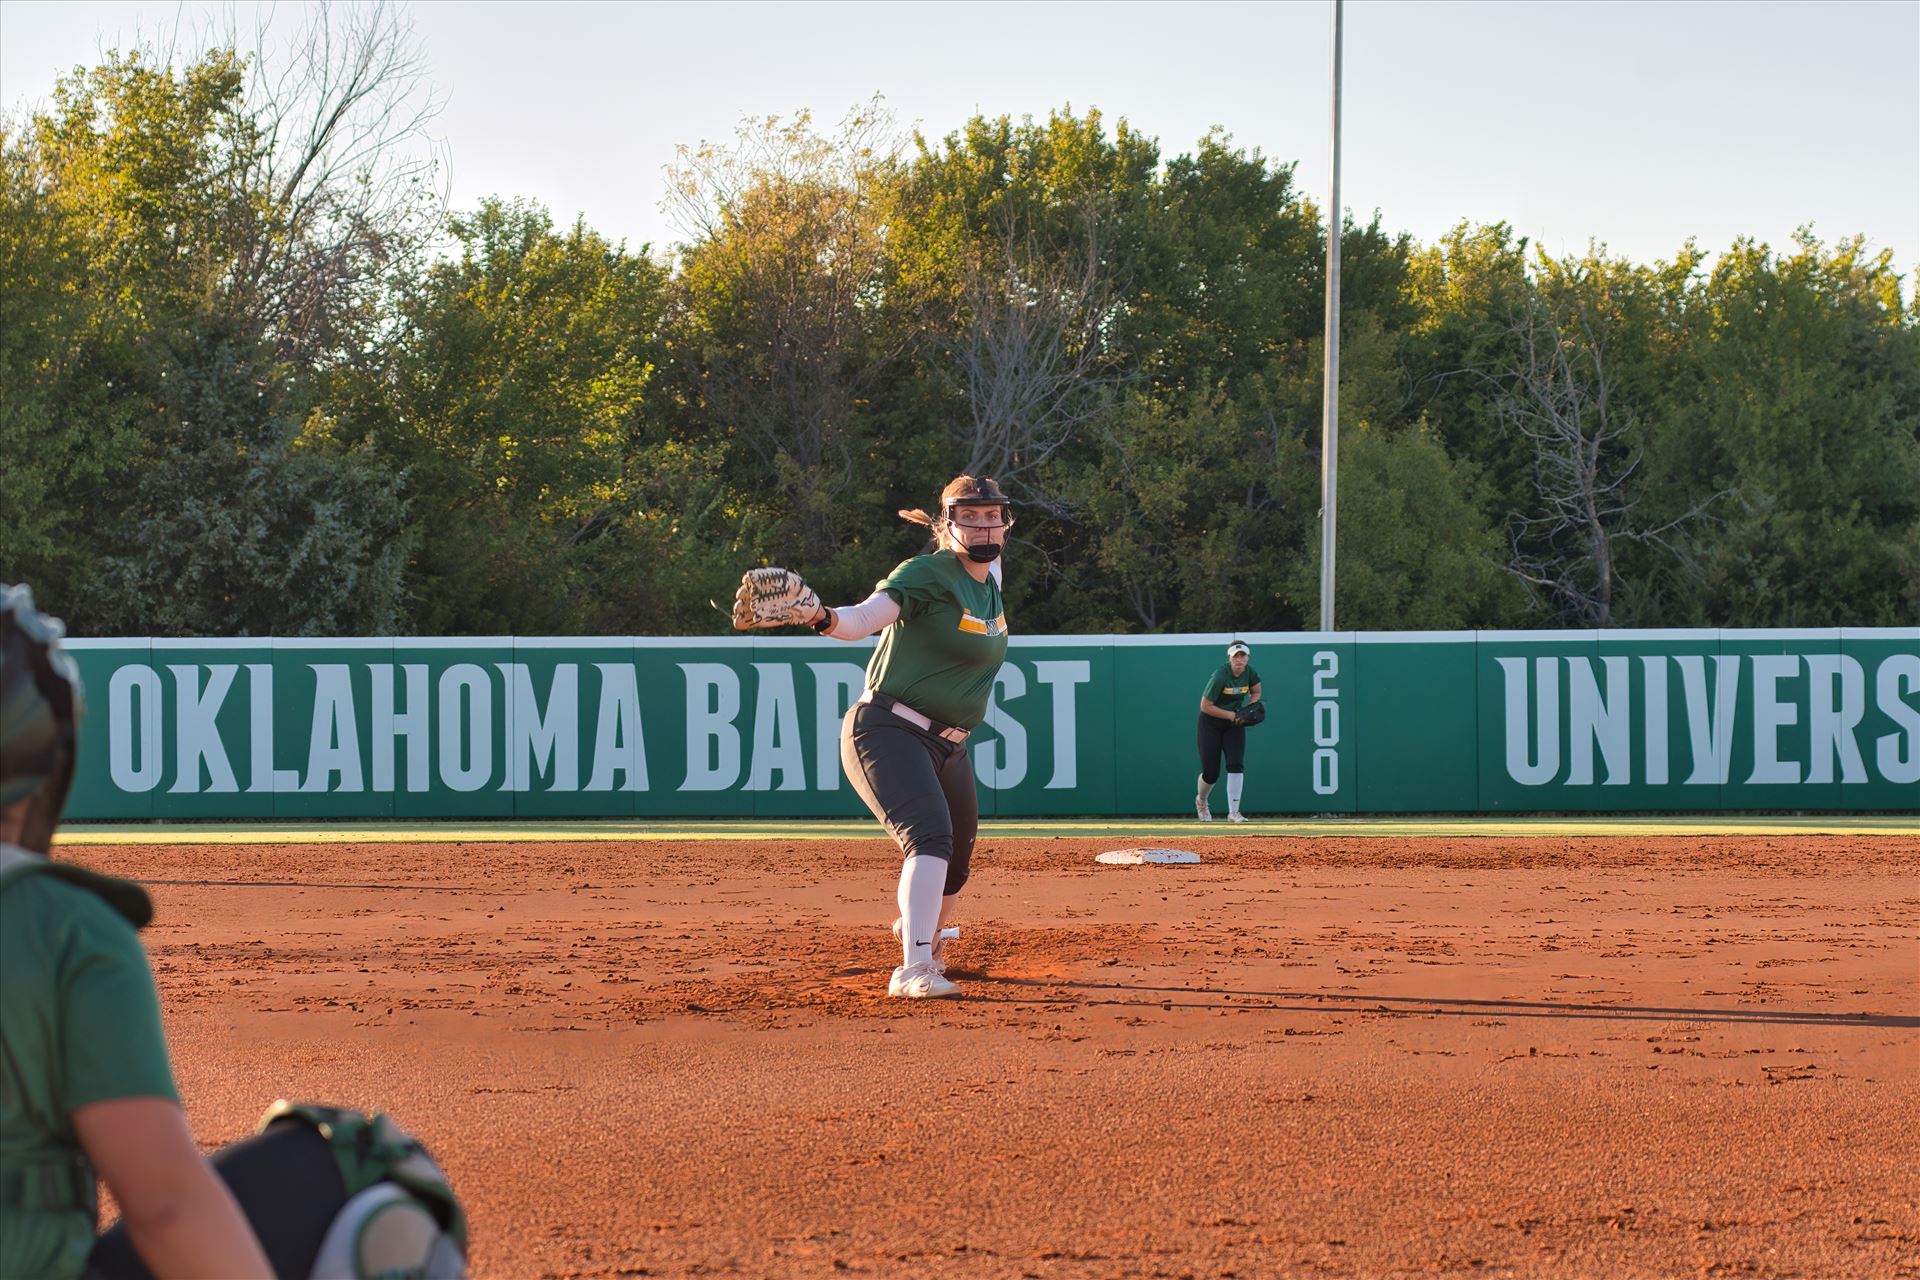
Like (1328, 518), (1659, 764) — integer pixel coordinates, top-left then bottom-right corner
(866, 553), (1010, 729)
(1203, 663), (1262, 712)
(1, 845), (178, 1280)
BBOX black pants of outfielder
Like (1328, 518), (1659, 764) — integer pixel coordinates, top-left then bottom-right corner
(1196, 714), (1247, 785)
(85, 1123), (348, 1280)
(840, 701), (976, 895)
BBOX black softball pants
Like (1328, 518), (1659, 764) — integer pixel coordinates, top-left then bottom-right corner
(840, 701), (976, 895)
(1196, 714), (1247, 785)
(85, 1123), (347, 1280)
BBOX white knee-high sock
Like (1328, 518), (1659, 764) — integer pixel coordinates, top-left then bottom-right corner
(897, 855), (948, 967)
(1227, 772), (1244, 811)
(1196, 773), (1214, 802)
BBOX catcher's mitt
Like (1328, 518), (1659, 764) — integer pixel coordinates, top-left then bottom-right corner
(731, 567), (822, 630)
(1236, 700), (1267, 727)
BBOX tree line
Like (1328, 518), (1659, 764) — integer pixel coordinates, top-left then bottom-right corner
(4, 15), (1916, 638)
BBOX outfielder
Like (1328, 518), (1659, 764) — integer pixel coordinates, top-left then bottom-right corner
(1195, 640), (1263, 822)
(733, 475), (1013, 1000)
(0, 585), (467, 1280)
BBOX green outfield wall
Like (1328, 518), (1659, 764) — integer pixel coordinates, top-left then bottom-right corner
(60, 630), (1919, 819)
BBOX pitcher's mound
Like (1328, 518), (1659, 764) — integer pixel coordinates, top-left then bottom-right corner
(1095, 847), (1201, 866)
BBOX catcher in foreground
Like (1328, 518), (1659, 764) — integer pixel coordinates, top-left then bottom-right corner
(0, 585), (466, 1280)
(733, 475), (1014, 999)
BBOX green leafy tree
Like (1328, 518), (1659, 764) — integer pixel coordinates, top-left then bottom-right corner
(1666, 233), (1920, 624)
(10, 63), (1916, 639)
(81, 323), (410, 636)
(1, 47), (414, 634)
(1292, 421), (1524, 629)
(0, 122), (111, 598)
(370, 198), (686, 633)
(664, 106), (905, 589)
(1069, 391), (1314, 631)
(0, 51), (253, 613)
(890, 109), (1158, 513)
(1401, 222), (1539, 522)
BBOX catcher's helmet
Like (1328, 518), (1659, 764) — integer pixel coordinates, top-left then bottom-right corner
(0, 585), (83, 849)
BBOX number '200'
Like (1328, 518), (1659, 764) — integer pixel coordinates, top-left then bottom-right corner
(1312, 651), (1338, 795)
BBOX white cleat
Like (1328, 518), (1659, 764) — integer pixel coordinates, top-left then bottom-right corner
(1227, 810), (1249, 823)
(892, 918), (955, 974)
(888, 961), (959, 999)
(1196, 800), (1213, 822)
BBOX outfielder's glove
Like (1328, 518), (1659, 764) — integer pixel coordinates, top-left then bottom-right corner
(731, 567), (822, 630)
(1236, 700), (1267, 727)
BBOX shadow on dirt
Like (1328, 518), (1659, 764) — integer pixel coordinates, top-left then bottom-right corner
(965, 976), (1919, 1028)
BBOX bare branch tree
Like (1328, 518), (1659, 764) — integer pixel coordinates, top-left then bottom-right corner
(953, 199), (1128, 516)
(1496, 288), (1727, 625)
(216, 1), (448, 362)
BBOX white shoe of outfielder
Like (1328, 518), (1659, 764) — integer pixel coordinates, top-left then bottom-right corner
(888, 961), (959, 999)
(892, 917), (951, 975)
(1196, 799), (1213, 822)
(1227, 810), (1249, 823)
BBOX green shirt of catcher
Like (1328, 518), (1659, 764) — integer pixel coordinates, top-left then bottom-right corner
(730, 473), (1015, 1002)
(0, 849), (178, 1280)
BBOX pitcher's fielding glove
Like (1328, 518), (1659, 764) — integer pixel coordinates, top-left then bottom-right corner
(731, 567), (822, 630)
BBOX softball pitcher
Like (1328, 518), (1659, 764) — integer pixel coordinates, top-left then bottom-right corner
(0, 585), (466, 1280)
(733, 475), (1014, 1000)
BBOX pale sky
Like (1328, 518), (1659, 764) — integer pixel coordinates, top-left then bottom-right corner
(3, 0), (1916, 278)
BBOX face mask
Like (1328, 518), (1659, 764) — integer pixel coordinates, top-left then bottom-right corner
(944, 512), (1007, 563)
(965, 542), (1002, 563)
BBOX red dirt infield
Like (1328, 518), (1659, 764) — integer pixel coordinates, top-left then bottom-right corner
(73, 833), (1918, 1279)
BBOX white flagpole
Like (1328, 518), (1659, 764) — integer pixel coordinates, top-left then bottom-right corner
(1319, 0), (1344, 632)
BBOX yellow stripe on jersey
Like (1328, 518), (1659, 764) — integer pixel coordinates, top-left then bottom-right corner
(957, 610), (1008, 637)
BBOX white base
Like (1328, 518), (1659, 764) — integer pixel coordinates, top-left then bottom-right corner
(1095, 847), (1201, 866)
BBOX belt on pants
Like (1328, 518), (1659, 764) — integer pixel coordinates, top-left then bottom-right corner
(858, 689), (970, 745)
